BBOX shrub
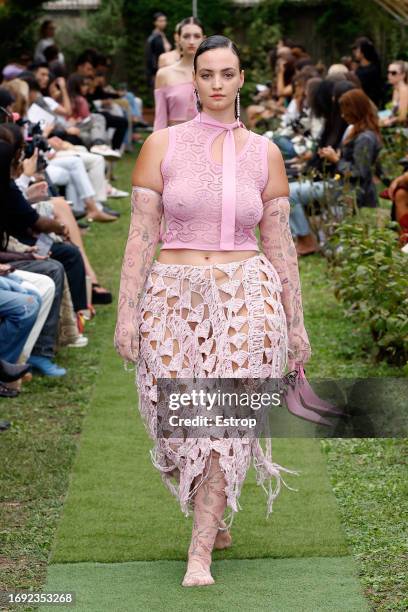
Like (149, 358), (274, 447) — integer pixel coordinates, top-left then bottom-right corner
(328, 218), (408, 366)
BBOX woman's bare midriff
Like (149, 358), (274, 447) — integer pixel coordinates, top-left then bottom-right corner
(157, 248), (259, 266)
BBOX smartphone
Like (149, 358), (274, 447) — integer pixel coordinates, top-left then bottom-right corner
(35, 233), (54, 256)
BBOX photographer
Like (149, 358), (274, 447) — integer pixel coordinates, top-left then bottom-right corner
(0, 125), (88, 320)
(19, 144), (113, 303)
(0, 132), (67, 377)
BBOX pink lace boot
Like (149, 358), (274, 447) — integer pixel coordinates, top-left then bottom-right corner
(182, 450), (227, 587)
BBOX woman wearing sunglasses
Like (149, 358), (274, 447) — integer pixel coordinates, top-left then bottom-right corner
(380, 61), (408, 127)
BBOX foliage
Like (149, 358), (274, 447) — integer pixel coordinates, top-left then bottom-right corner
(224, 0), (282, 107)
(57, 0), (127, 81)
(378, 128), (408, 182)
(328, 218), (408, 366)
(0, 0), (43, 68)
(313, 0), (406, 65)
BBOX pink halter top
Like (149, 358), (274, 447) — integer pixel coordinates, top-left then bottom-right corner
(153, 81), (197, 131)
(160, 111), (269, 251)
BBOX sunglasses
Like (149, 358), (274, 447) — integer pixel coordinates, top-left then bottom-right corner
(387, 70), (399, 76)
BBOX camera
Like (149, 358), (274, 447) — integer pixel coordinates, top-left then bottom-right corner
(25, 121), (51, 171)
(25, 121), (50, 157)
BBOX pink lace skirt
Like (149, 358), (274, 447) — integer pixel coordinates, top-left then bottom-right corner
(135, 253), (299, 527)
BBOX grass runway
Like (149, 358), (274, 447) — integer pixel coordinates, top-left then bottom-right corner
(37, 151), (371, 611)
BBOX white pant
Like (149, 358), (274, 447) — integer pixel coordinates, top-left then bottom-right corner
(47, 156), (96, 213)
(54, 148), (107, 203)
(13, 270), (55, 362)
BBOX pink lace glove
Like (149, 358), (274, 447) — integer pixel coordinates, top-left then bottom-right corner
(259, 196), (312, 373)
(114, 186), (163, 365)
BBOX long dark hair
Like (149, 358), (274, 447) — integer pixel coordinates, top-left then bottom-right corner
(0, 126), (15, 251)
(353, 36), (381, 67)
(339, 89), (381, 143)
(193, 35), (241, 72)
(311, 79), (357, 148)
(177, 16), (204, 37)
(67, 73), (85, 99)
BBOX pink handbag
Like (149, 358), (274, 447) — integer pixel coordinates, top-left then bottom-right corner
(282, 366), (346, 426)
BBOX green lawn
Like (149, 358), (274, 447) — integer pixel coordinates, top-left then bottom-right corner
(0, 149), (406, 611)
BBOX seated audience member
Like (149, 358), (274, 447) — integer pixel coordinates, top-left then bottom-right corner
(0, 128), (89, 321)
(0, 137), (66, 376)
(75, 52), (96, 79)
(0, 87), (16, 117)
(67, 73), (120, 158)
(327, 64), (349, 77)
(305, 79), (358, 179)
(48, 136), (128, 202)
(1, 237), (67, 376)
(388, 172), (408, 245)
(85, 74), (128, 154)
(45, 75), (72, 117)
(2, 79), (29, 119)
(271, 68), (322, 159)
(2, 52), (31, 82)
(6, 124), (115, 296)
(0, 265), (41, 385)
(380, 61), (408, 127)
(4, 125), (116, 297)
(289, 89), (382, 255)
(31, 62), (51, 95)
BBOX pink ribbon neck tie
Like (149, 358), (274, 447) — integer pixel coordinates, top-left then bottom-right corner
(194, 111), (245, 250)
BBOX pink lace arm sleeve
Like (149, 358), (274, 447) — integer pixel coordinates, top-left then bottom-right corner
(114, 186), (163, 363)
(153, 88), (168, 131)
(259, 196), (312, 370)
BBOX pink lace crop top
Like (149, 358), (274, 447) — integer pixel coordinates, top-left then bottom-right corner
(153, 82), (197, 131)
(160, 112), (269, 251)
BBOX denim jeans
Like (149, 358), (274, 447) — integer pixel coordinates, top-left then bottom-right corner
(273, 135), (297, 159)
(10, 259), (65, 358)
(0, 275), (41, 363)
(125, 92), (143, 118)
(288, 179), (345, 237)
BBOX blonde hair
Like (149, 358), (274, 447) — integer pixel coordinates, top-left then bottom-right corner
(328, 64), (348, 77)
(2, 79), (29, 117)
(390, 60), (408, 83)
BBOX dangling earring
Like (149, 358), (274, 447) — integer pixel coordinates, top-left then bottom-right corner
(195, 88), (202, 112)
(235, 88), (241, 122)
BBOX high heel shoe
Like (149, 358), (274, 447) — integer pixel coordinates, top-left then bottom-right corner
(296, 367), (347, 417)
(282, 367), (346, 426)
(284, 383), (333, 426)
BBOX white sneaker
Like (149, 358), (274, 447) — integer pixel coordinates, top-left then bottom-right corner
(107, 186), (129, 198)
(402, 243), (408, 254)
(90, 144), (121, 160)
(67, 334), (89, 348)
